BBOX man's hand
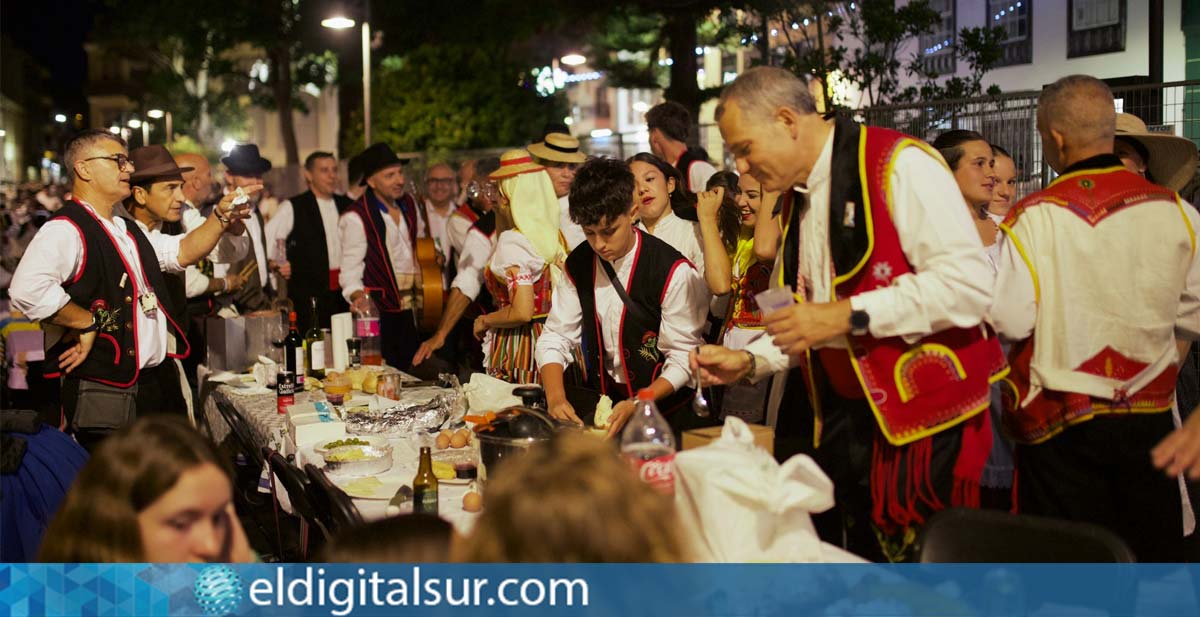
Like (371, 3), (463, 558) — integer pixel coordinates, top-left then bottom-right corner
(215, 184), (262, 223)
(58, 329), (96, 373)
(696, 186), (724, 221)
(1152, 409), (1200, 479)
(412, 332), (446, 366)
(272, 260), (292, 280)
(224, 273), (245, 293)
(764, 299), (852, 356)
(605, 400), (637, 438)
(548, 396), (582, 426)
(691, 345), (752, 386)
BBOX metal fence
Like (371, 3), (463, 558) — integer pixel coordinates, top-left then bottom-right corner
(575, 80), (1200, 199)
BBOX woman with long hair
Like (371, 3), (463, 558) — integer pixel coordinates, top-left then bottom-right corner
(932, 130), (998, 251)
(39, 416), (253, 563)
(627, 152), (712, 287)
(472, 149), (578, 384)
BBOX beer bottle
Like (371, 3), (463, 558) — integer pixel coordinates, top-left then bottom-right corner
(413, 446), (439, 515)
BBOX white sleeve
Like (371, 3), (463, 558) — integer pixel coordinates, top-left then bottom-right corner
(849, 147), (993, 341)
(9, 220), (82, 321)
(492, 231), (545, 286)
(536, 272), (584, 370)
(657, 261), (708, 391)
(265, 200), (295, 262)
(182, 206), (247, 263)
(338, 212), (368, 302)
(988, 219), (1039, 341)
(184, 265), (211, 299)
(147, 230), (185, 273)
(689, 160), (718, 193)
(451, 230), (491, 301)
(1174, 200), (1200, 341)
(447, 215), (470, 255)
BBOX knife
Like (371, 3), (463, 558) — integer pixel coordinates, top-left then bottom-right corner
(385, 485), (413, 516)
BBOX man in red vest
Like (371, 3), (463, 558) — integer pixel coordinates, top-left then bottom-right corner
(990, 75), (1200, 561)
(692, 67), (1004, 562)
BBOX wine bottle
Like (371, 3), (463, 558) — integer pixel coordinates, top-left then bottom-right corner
(284, 311), (304, 387)
(304, 297), (325, 379)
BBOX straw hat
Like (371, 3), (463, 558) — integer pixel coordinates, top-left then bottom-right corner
(1114, 113), (1198, 192)
(489, 149), (544, 180)
(528, 133), (587, 164)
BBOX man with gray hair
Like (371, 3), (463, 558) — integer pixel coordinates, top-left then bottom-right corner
(990, 74), (1200, 561)
(692, 66), (1002, 561)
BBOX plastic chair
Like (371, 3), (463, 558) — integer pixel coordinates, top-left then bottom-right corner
(304, 463), (365, 535)
(264, 448), (330, 559)
(917, 507), (1136, 563)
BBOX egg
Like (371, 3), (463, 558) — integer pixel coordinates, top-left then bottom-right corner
(462, 491), (482, 512)
(439, 429), (453, 440)
(435, 433), (451, 450)
(449, 431), (468, 449)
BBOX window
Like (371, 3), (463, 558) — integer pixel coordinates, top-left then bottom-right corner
(919, 0), (956, 76)
(988, 0), (1033, 66)
(1068, 0), (1126, 58)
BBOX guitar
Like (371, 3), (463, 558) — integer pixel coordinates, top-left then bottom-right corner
(415, 234), (445, 332)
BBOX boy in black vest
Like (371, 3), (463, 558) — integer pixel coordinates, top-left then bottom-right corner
(536, 157), (713, 438)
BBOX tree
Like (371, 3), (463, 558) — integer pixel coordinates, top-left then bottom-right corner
(340, 43), (567, 156)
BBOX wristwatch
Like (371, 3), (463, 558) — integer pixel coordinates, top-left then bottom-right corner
(80, 318), (99, 334)
(739, 350), (757, 385)
(850, 309), (870, 336)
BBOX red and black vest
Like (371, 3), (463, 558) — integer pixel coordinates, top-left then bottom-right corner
(343, 189), (419, 313)
(674, 146), (712, 193)
(45, 199), (188, 386)
(1000, 164), (1181, 444)
(563, 229), (694, 411)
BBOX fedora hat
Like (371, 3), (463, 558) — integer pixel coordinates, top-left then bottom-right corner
(1115, 113), (1198, 192)
(357, 142), (412, 186)
(489, 149), (544, 181)
(129, 145), (193, 185)
(221, 143), (272, 176)
(528, 132), (586, 164)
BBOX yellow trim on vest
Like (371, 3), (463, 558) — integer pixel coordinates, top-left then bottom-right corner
(1046, 164), (1128, 189)
(831, 129), (876, 292)
(1019, 404), (1172, 446)
(806, 348), (824, 449)
(999, 223), (1041, 304)
(843, 338), (989, 446)
(893, 343), (967, 404)
(1174, 194), (1196, 258)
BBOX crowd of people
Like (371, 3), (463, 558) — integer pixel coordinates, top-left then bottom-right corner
(4, 66), (1200, 564)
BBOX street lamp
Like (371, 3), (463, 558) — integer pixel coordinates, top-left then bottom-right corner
(561, 53), (587, 66)
(54, 114), (67, 123)
(147, 109), (173, 144)
(323, 7), (371, 147)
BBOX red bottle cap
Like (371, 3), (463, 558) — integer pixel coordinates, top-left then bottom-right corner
(636, 388), (655, 401)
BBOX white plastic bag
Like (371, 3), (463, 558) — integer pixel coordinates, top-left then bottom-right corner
(673, 417), (863, 562)
(462, 372), (524, 412)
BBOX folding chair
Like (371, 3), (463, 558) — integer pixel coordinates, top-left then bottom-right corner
(304, 463), (365, 535)
(918, 507), (1136, 563)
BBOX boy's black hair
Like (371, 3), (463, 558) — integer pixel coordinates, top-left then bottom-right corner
(568, 157), (635, 227)
(645, 101), (691, 143)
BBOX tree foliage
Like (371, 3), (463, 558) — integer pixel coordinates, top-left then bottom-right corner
(340, 43), (567, 156)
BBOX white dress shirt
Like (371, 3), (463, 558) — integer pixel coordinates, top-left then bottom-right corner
(639, 210), (707, 283)
(338, 202), (417, 303)
(425, 199), (457, 287)
(181, 201), (248, 298)
(559, 195), (586, 251)
(451, 228), (497, 301)
(746, 129), (993, 380)
(536, 231), (708, 392)
(265, 196), (343, 268)
(447, 209), (475, 257)
(10, 200), (184, 369)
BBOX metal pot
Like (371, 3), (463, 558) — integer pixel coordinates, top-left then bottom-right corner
(474, 404), (556, 482)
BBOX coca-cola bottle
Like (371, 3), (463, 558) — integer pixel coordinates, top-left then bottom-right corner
(619, 388), (676, 494)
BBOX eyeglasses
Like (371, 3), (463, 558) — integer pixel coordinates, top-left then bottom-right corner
(467, 181), (500, 201)
(426, 178), (455, 186)
(83, 153), (133, 170)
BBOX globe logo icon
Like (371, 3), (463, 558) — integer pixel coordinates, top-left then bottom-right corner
(193, 565), (243, 616)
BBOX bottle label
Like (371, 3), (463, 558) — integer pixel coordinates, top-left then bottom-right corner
(413, 488), (438, 515)
(356, 319), (381, 337)
(629, 453), (675, 494)
(294, 349), (305, 385)
(310, 342), (325, 370)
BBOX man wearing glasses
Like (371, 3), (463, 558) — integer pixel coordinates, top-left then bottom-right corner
(421, 162), (459, 289)
(265, 151), (352, 332)
(9, 129), (255, 452)
(528, 132), (587, 250)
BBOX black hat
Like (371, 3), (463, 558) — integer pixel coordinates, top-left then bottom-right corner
(221, 143), (272, 176)
(356, 142), (410, 186)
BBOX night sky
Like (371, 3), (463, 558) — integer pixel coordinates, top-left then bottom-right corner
(2, 0), (103, 117)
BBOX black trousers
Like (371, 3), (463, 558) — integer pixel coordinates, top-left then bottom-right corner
(1016, 412), (1184, 562)
(62, 361), (188, 453)
(381, 310), (419, 372)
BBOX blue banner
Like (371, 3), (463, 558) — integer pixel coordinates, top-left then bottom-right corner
(1, 563), (1198, 616)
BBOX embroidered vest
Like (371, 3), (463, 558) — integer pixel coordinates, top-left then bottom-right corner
(1000, 168), (1182, 444)
(563, 230), (693, 411)
(344, 189), (419, 313)
(723, 233), (771, 334)
(784, 120), (1007, 446)
(44, 200), (188, 386)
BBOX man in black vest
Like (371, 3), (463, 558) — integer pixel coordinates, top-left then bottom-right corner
(535, 157), (711, 439)
(267, 151), (351, 332)
(8, 130), (256, 451)
(646, 101), (717, 193)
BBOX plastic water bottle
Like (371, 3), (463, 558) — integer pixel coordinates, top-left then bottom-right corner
(619, 388), (676, 494)
(354, 290), (383, 365)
